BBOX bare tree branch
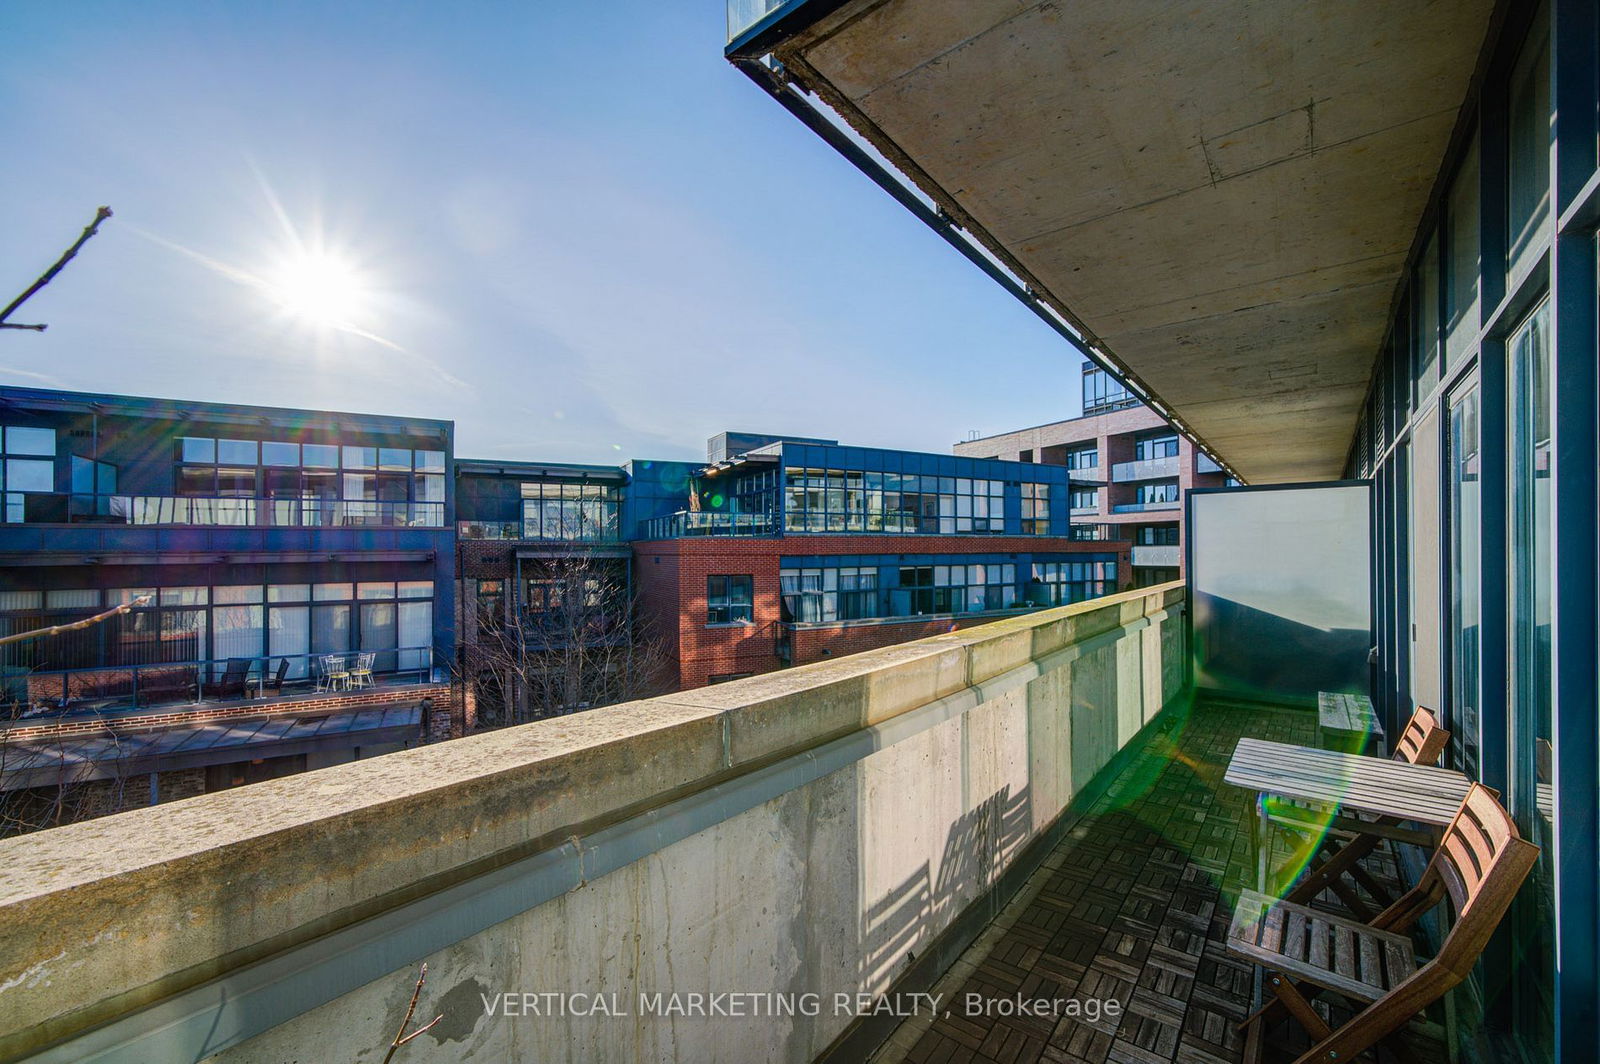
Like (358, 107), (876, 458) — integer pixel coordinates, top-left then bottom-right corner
(0, 595), (150, 647)
(1, 206), (113, 332)
(381, 963), (443, 1064)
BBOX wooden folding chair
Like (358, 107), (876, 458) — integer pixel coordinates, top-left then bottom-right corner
(1272, 707), (1451, 917)
(1230, 783), (1538, 1064)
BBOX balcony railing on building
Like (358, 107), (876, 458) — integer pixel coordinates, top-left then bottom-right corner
(1131, 544), (1180, 567)
(458, 520), (621, 543)
(726, 0), (786, 41)
(1110, 455), (1180, 482)
(642, 508), (780, 539)
(13, 494), (446, 529)
(1112, 499), (1181, 514)
(1, 647), (438, 721)
(1067, 523), (1120, 541)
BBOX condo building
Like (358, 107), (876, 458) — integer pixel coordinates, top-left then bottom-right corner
(956, 364), (1230, 586)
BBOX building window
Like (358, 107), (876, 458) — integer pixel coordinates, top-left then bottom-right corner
(1064, 447), (1098, 471)
(1031, 559), (1117, 605)
(707, 575), (753, 624)
(1, 426), (58, 523)
(1020, 483), (1050, 534)
(0, 580), (434, 680)
(894, 563), (1016, 616)
(780, 566), (880, 622)
(1414, 232), (1441, 400)
(1133, 567), (1179, 588)
(172, 438), (445, 527)
(1018, 449), (1034, 463)
(1134, 434), (1179, 461)
(1135, 525), (1179, 546)
(1506, 20), (1551, 276)
(476, 580), (504, 629)
(520, 481), (620, 541)
(780, 560), (1018, 621)
(1082, 366), (1138, 415)
(783, 469), (1011, 534)
(1136, 482), (1179, 506)
(1069, 488), (1099, 511)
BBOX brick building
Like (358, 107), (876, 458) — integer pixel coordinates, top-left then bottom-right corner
(954, 365), (1231, 586)
(630, 435), (1124, 689)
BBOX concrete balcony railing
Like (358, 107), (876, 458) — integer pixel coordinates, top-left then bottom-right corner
(1110, 456), (1179, 482)
(0, 583), (1187, 1064)
(1132, 544), (1181, 567)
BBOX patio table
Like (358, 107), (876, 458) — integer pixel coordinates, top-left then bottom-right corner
(1224, 737), (1473, 892)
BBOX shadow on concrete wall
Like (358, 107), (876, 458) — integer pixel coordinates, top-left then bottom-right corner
(859, 782), (1033, 993)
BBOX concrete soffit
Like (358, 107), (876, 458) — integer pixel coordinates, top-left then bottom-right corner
(753, 0), (1499, 483)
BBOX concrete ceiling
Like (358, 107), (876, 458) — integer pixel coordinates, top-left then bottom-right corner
(772, 0), (1496, 482)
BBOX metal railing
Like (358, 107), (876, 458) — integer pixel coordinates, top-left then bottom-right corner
(1110, 456), (1180, 482)
(727, 0), (786, 42)
(1068, 523), (1124, 541)
(19, 494), (446, 529)
(1, 647), (437, 720)
(457, 520), (621, 543)
(1112, 499), (1181, 513)
(641, 510), (780, 539)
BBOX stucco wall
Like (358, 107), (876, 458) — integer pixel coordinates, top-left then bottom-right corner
(0, 584), (1186, 1064)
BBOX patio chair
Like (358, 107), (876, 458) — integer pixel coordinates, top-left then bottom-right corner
(1229, 784), (1537, 1064)
(263, 657), (291, 695)
(1270, 707), (1451, 916)
(315, 655), (350, 693)
(349, 651), (375, 689)
(215, 657), (252, 700)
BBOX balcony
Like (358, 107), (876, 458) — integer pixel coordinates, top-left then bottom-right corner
(1112, 499), (1181, 514)
(727, 0), (784, 42)
(641, 509), (780, 538)
(7, 494), (446, 529)
(458, 520), (621, 545)
(1132, 544), (1181, 567)
(1111, 455), (1180, 482)
(3, 648), (438, 720)
(0, 585), (1190, 1062)
(1067, 522), (1122, 542)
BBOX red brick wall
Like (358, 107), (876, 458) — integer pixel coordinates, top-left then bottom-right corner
(632, 535), (1120, 689)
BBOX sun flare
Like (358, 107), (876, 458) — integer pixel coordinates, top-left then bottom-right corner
(263, 248), (371, 327)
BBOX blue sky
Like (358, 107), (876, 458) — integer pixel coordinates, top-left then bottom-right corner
(0, 1), (1085, 463)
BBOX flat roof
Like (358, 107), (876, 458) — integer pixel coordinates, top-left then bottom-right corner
(0, 385), (452, 437)
(455, 459), (628, 481)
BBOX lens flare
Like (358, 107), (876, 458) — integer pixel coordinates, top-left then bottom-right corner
(263, 248), (371, 328)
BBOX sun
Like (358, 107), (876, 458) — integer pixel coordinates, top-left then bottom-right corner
(263, 248), (371, 327)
